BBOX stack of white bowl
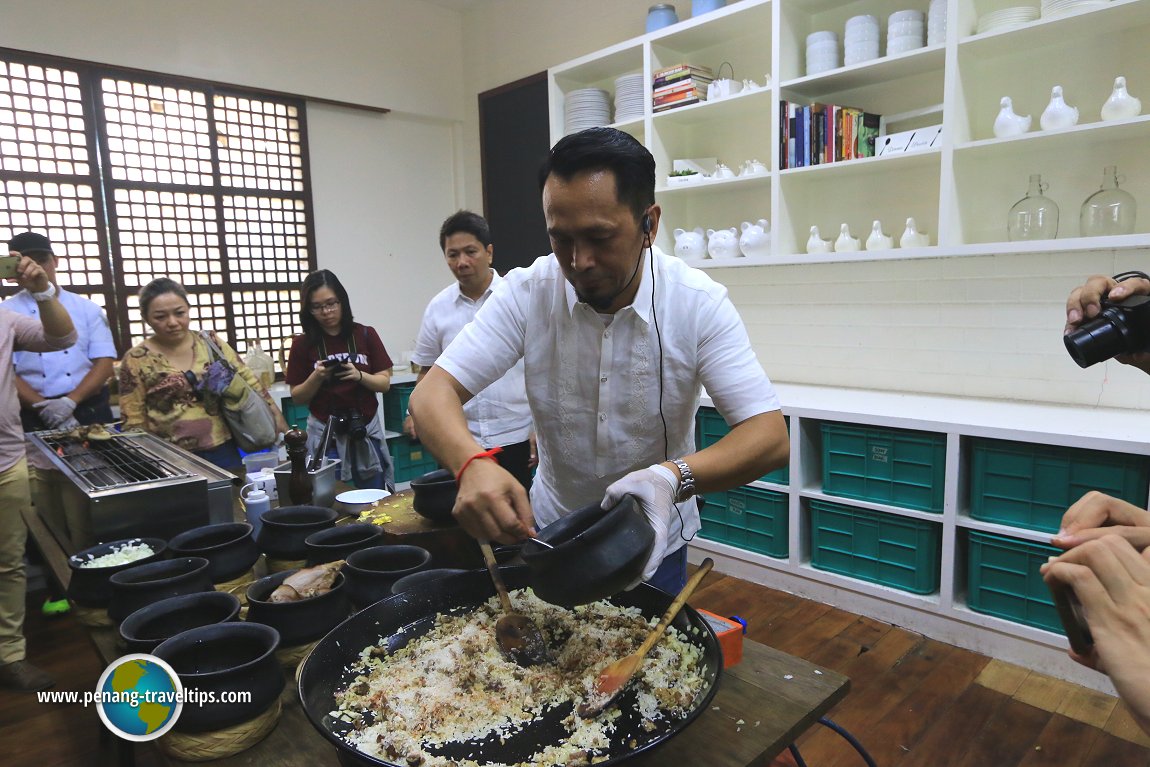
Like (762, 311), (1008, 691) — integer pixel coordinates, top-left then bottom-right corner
(806, 30), (840, 76)
(1041, 0), (1110, 20)
(887, 9), (925, 56)
(927, 0), (947, 45)
(613, 74), (645, 123)
(564, 88), (611, 134)
(844, 15), (881, 66)
(975, 6), (1039, 34)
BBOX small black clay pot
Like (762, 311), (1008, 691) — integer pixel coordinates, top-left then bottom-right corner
(66, 538), (168, 608)
(304, 523), (384, 566)
(390, 567), (468, 595)
(521, 494), (655, 607)
(255, 506), (339, 559)
(245, 568), (352, 647)
(119, 591), (241, 654)
(153, 622), (284, 733)
(168, 523), (260, 583)
(343, 545), (432, 609)
(410, 468), (458, 524)
(107, 557), (214, 625)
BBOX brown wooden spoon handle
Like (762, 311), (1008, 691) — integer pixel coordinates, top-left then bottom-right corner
(480, 541), (515, 614)
(635, 557), (714, 659)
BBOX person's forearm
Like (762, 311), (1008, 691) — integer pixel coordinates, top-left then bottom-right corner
(15, 376), (44, 407)
(670, 410), (789, 494)
(290, 370), (325, 405)
(407, 365), (482, 473)
(37, 296), (75, 339)
(66, 358), (115, 405)
(359, 369), (391, 394)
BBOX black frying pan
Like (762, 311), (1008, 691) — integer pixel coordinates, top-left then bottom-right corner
(298, 566), (722, 766)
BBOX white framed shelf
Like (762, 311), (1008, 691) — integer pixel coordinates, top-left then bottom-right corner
(652, 85), (774, 127)
(779, 146), (941, 179)
(956, 113), (1150, 158)
(798, 488), (946, 524)
(780, 44), (946, 99)
(958, 0), (1150, 57)
(657, 171), (771, 195)
(954, 516), (1059, 547)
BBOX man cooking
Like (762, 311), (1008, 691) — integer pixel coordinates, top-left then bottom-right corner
(408, 127), (788, 593)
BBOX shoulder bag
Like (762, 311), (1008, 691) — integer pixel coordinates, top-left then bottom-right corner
(200, 332), (278, 452)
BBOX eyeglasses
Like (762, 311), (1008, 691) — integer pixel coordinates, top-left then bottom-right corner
(309, 299), (341, 315)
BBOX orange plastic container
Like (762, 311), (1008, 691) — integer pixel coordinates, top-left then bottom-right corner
(697, 609), (744, 668)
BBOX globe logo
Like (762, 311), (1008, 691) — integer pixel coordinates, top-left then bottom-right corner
(94, 654), (184, 741)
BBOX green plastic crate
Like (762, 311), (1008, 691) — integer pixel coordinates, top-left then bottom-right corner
(698, 486), (788, 558)
(695, 407), (789, 485)
(382, 382), (417, 433)
(966, 531), (1062, 633)
(970, 438), (1150, 533)
(279, 396), (310, 431)
(388, 436), (439, 483)
(821, 422), (945, 513)
(809, 499), (941, 594)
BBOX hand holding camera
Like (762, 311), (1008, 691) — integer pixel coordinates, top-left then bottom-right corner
(1064, 271), (1150, 372)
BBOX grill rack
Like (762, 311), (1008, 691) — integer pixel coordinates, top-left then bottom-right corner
(38, 431), (196, 492)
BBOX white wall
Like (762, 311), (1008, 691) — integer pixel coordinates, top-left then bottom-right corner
(0, 0), (467, 355)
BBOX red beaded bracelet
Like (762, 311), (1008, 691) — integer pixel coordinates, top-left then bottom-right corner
(455, 446), (503, 484)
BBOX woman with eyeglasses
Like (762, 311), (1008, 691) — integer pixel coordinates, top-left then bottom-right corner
(118, 277), (287, 471)
(284, 270), (395, 491)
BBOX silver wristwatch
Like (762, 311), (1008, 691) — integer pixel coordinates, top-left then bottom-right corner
(670, 458), (696, 502)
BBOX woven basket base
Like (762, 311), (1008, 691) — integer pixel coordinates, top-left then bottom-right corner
(157, 697), (281, 762)
(73, 605), (113, 628)
(214, 570), (256, 605)
(264, 557), (305, 574)
(276, 640), (318, 670)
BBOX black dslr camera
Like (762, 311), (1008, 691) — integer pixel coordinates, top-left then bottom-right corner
(333, 411), (367, 441)
(1064, 290), (1150, 368)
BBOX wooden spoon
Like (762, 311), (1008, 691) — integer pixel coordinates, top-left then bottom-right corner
(479, 541), (550, 666)
(578, 557), (714, 718)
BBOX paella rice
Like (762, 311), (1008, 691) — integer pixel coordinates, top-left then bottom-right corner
(333, 588), (707, 766)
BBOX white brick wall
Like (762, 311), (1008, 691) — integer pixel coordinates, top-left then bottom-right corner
(714, 249), (1150, 411)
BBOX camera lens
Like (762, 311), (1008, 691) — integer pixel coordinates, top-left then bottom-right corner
(1064, 314), (1130, 368)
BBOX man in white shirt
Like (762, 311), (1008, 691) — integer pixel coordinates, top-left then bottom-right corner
(404, 211), (534, 490)
(409, 127), (788, 593)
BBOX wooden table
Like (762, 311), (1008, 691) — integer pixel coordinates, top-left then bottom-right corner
(24, 504), (850, 767)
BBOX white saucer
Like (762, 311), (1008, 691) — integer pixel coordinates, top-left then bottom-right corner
(336, 489), (391, 505)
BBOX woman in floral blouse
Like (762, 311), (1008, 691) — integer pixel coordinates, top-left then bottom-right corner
(118, 278), (286, 471)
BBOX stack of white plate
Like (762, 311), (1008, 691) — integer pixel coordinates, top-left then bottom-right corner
(887, 9), (925, 56)
(976, 6), (1039, 34)
(1041, 0), (1110, 19)
(806, 30), (840, 76)
(614, 74), (645, 122)
(564, 88), (611, 134)
(844, 15), (880, 67)
(927, 0), (947, 45)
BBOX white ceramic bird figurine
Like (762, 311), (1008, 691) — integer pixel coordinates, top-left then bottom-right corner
(865, 220), (894, 251)
(993, 96), (1031, 138)
(806, 225), (831, 254)
(834, 223), (861, 252)
(900, 217), (930, 249)
(1101, 76), (1142, 122)
(1040, 85), (1079, 131)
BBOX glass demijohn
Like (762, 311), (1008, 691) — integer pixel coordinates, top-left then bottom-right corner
(1080, 166), (1137, 237)
(1008, 174), (1059, 241)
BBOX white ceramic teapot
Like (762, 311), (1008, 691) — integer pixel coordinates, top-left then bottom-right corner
(1040, 85), (1079, 131)
(834, 223), (861, 252)
(806, 225), (832, 254)
(739, 219), (770, 257)
(1101, 76), (1142, 122)
(900, 217), (930, 248)
(865, 220), (894, 251)
(706, 227), (740, 259)
(673, 227), (707, 260)
(712, 163), (736, 180)
(993, 96), (1032, 138)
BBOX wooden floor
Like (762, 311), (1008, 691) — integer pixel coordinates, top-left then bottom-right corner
(3, 570), (1150, 767)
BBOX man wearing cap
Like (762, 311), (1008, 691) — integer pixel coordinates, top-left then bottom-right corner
(0, 239), (76, 692)
(4, 233), (116, 554)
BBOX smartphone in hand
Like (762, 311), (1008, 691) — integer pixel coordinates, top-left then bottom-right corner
(1047, 579), (1094, 656)
(0, 255), (20, 280)
(322, 358), (344, 368)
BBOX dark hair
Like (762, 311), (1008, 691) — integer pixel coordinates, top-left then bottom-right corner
(139, 277), (189, 316)
(299, 269), (354, 343)
(537, 127), (655, 222)
(439, 210), (491, 251)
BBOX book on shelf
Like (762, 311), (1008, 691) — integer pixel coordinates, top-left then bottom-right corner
(653, 64), (714, 83)
(778, 99), (882, 169)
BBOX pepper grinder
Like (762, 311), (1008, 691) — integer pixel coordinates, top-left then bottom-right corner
(284, 428), (313, 505)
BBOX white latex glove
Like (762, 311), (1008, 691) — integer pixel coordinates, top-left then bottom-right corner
(603, 463), (678, 584)
(34, 396), (77, 428)
(56, 416), (81, 432)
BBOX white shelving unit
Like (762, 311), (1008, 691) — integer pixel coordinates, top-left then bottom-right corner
(547, 0), (1150, 268)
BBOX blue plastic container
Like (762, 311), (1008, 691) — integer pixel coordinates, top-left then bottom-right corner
(646, 4), (679, 32)
(692, 0), (725, 17)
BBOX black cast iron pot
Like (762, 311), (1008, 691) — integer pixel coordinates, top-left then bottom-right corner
(304, 523), (384, 566)
(107, 557), (213, 625)
(520, 494), (655, 607)
(118, 591), (242, 654)
(389, 567), (468, 595)
(409, 468), (458, 523)
(245, 568), (352, 647)
(342, 545), (432, 609)
(153, 622), (284, 733)
(168, 522), (260, 583)
(66, 537), (168, 608)
(255, 506), (339, 559)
